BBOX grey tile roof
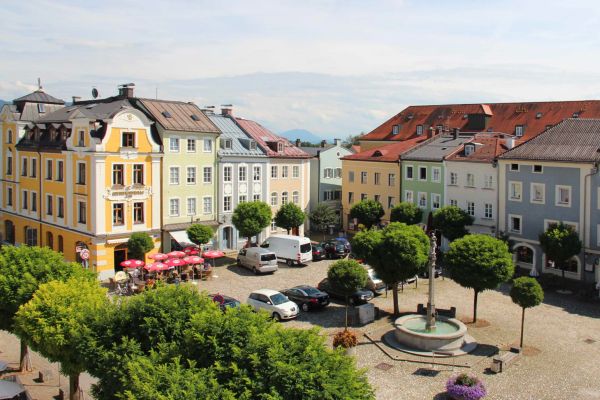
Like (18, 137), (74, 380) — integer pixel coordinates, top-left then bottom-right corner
(298, 146), (331, 156)
(36, 99), (133, 123)
(401, 134), (474, 161)
(13, 90), (65, 105)
(499, 118), (600, 162)
(208, 113), (266, 157)
(136, 99), (220, 133)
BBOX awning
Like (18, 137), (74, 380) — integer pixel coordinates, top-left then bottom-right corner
(169, 230), (194, 247)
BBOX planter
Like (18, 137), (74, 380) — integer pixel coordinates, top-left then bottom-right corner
(446, 374), (486, 400)
(344, 346), (356, 356)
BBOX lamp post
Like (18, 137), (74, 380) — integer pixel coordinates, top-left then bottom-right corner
(425, 230), (437, 331)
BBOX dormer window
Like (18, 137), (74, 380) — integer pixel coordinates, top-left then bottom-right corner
(37, 103), (45, 113)
(77, 131), (85, 147)
(121, 132), (135, 148)
(249, 140), (257, 150)
(372, 150), (383, 157)
(392, 125), (399, 135)
(572, 112), (579, 118)
(222, 139), (232, 149)
(464, 144), (475, 156)
(515, 125), (524, 137)
(416, 125), (423, 136)
(277, 142), (284, 152)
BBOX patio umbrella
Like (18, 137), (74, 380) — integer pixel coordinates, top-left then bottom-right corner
(165, 258), (187, 268)
(202, 250), (225, 269)
(167, 251), (186, 258)
(183, 256), (204, 280)
(183, 246), (200, 255)
(0, 380), (25, 399)
(145, 262), (166, 272)
(120, 259), (145, 269)
(149, 253), (169, 261)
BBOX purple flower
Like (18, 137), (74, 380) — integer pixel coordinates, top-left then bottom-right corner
(446, 374), (487, 400)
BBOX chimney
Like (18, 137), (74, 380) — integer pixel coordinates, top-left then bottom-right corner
(334, 138), (341, 146)
(295, 138), (301, 147)
(321, 139), (327, 148)
(221, 105), (233, 116)
(72, 96), (81, 104)
(427, 126), (435, 139)
(505, 136), (515, 149)
(453, 128), (460, 140)
(118, 83), (135, 98)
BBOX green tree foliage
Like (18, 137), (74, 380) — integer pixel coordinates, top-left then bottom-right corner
(309, 203), (338, 240)
(186, 224), (214, 246)
(432, 205), (474, 242)
(15, 277), (108, 400)
(367, 223), (429, 315)
(445, 234), (514, 322)
(510, 277), (544, 348)
(232, 201), (272, 245)
(539, 223), (581, 289)
(274, 202), (306, 234)
(0, 245), (94, 371)
(327, 259), (368, 329)
(349, 199), (384, 229)
(390, 202), (423, 225)
(127, 232), (154, 260)
(350, 229), (383, 262)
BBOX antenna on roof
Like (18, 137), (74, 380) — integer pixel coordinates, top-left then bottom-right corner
(37, 78), (42, 91)
(92, 87), (99, 99)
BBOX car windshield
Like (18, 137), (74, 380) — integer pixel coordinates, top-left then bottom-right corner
(225, 300), (241, 308)
(300, 243), (312, 253)
(261, 253), (276, 261)
(302, 287), (321, 296)
(270, 293), (288, 305)
(335, 244), (345, 251)
(313, 245), (323, 251)
(369, 270), (380, 280)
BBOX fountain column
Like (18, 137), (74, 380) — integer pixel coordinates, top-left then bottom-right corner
(425, 231), (437, 331)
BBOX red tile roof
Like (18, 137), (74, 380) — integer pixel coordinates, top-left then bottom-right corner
(235, 117), (310, 158)
(360, 100), (600, 142)
(342, 136), (428, 162)
(445, 133), (511, 163)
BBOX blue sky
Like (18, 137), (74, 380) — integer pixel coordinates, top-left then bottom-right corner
(2, 0), (600, 139)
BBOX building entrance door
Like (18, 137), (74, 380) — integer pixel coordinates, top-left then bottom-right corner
(114, 244), (128, 273)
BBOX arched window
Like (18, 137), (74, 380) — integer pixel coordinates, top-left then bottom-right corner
(516, 246), (533, 264)
(58, 235), (64, 253)
(6, 150), (12, 175)
(281, 191), (288, 205)
(292, 191), (299, 204)
(7, 129), (13, 144)
(46, 231), (54, 249)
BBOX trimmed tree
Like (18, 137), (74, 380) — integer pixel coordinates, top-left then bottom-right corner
(432, 205), (474, 242)
(15, 277), (108, 400)
(390, 202), (423, 225)
(510, 277), (544, 348)
(368, 223), (429, 315)
(187, 224), (214, 247)
(350, 228), (383, 262)
(327, 259), (368, 329)
(0, 245), (93, 371)
(309, 203), (338, 240)
(274, 202), (306, 234)
(232, 201), (272, 246)
(445, 234), (514, 323)
(127, 232), (154, 260)
(349, 199), (384, 229)
(539, 223), (581, 290)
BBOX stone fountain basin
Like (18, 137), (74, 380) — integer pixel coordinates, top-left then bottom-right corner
(394, 314), (468, 352)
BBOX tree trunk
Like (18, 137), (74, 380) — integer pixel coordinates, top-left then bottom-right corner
(520, 307), (525, 348)
(69, 373), (81, 400)
(19, 340), (30, 372)
(473, 290), (479, 323)
(561, 262), (567, 291)
(392, 282), (399, 316)
(344, 296), (349, 330)
(286, 229), (290, 234)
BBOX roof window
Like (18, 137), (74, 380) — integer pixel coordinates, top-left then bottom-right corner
(515, 125), (524, 137)
(572, 112), (579, 118)
(190, 114), (200, 121)
(162, 111), (172, 118)
(37, 103), (45, 113)
(277, 142), (284, 152)
(536, 112), (543, 119)
(372, 150), (383, 157)
(222, 139), (232, 149)
(249, 140), (257, 150)
(416, 125), (423, 136)
(392, 125), (399, 135)
(464, 144), (475, 156)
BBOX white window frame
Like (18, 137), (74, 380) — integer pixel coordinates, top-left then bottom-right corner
(484, 174), (493, 189)
(46, 159), (53, 180)
(56, 195), (65, 219)
(432, 167), (441, 183)
(334, 168), (342, 178)
(555, 185), (572, 207)
(418, 192), (427, 208)
(449, 199), (457, 207)
(431, 193), (441, 210)
(532, 164), (543, 174)
(292, 165), (300, 178)
(271, 192), (278, 206)
(238, 165), (247, 182)
(405, 165), (414, 180)
(186, 166), (197, 185)
(509, 214), (522, 234)
(187, 138), (196, 152)
(466, 201), (475, 216)
(509, 181), (522, 202)
(203, 196), (213, 215)
(239, 194), (247, 204)
(203, 138), (213, 153)
(76, 161), (86, 185)
(170, 137), (180, 152)
(223, 166), (232, 182)
(253, 165), (261, 181)
(374, 172), (381, 185)
(466, 173), (475, 187)
(449, 172), (458, 186)
(169, 198), (180, 217)
(348, 171), (354, 183)
(388, 173), (396, 187)
(281, 166), (289, 178)
(223, 195), (232, 212)
(203, 166), (212, 184)
(544, 219), (560, 232)
(281, 191), (288, 205)
(405, 190), (414, 203)
(253, 194), (261, 202)
(530, 182), (545, 204)
(510, 163), (520, 172)
(292, 191), (299, 204)
(484, 203), (493, 219)
(271, 166), (278, 179)
(360, 171), (367, 184)
(563, 221), (579, 233)
(169, 166), (180, 185)
(418, 166), (427, 181)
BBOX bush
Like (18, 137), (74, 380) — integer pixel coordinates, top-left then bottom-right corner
(333, 330), (358, 348)
(127, 232), (154, 260)
(446, 373), (486, 400)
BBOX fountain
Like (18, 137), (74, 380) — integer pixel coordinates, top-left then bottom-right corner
(388, 232), (477, 356)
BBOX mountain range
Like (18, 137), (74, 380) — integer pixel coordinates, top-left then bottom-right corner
(279, 129), (324, 144)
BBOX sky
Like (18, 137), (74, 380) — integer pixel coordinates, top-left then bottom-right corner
(2, 0), (600, 139)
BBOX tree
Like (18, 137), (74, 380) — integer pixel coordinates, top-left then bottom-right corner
(309, 203), (338, 240)
(539, 223), (581, 290)
(127, 232), (154, 260)
(274, 202), (306, 234)
(0, 245), (93, 371)
(186, 224), (214, 247)
(445, 234), (514, 322)
(349, 199), (384, 229)
(510, 277), (544, 348)
(350, 228), (383, 262)
(327, 259), (368, 329)
(390, 202), (423, 225)
(232, 201), (272, 246)
(342, 133), (362, 148)
(432, 205), (474, 242)
(15, 277), (108, 400)
(367, 223), (429, 315)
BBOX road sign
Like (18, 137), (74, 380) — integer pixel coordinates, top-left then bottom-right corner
(80, 249), (90, 260)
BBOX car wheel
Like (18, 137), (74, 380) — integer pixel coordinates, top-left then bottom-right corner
(286, 259), (293, 266)
(252, 267), (258, 275)
(301, 303), (310, 312)
(272, 312), (282, 322)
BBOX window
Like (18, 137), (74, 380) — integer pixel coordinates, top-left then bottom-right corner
(187, 138), (196, 152)
(432, 167), (441, 183)
(57, 161), (63, 181)
(374, 172), (381, 185)
(77, 131), (85, 147)
(253, 194), (261, 201)
(113, 203), (124, 225)
(416, 125), (423, 136)
(392, 125), (399, 135)
(405, 190), (414, 203)
(419, 166), (427, 181)
(324, 191), (333, 201)
(510, 163), (519, 172)
(169, 199), (180, 216)
(388, 196), (395, 209)
(46, 160), (53, 180)
(38, 103), (45, 113)
(515, 125), (524, 137)
(348, 192), (354, 204)
(406, 166), (413, 180)
(271, 192), (278, 206)
(203, 197), (212, 214)
(239, 166), (247, 182)
(22, 158), (28, 176)
(466, 173), (475, 187)
(58, 235), (64, 253)
(361, 171), (367, 184)
(203, 139), (212, 152)
(509, 181), (522, 201)
(418, 192), (427, 207)
(30, 158), (36, 177)
(556, 185), (571, 207)
(324, 168), (333, 178)
(77, 163), (86, 184)
(271, 166), (278, 178)
(133, 164), (144, 185)
(282, 166), (289, 178)
(432, 194), (441, 210)
(509, 215), (522, 233)
(253, 166), (261, 181)
(467, 201), (474, 216)
(334, 168), (342, 178)
(223, 196), (232, 212)
(170, 137), (180, 152)
(464, 144), (475, 156)
(25, 227), (37, 246)
(57, 197), (64, 218)
(516, 246), (533, 264)
(112, 164), (124, 186)
(361, 193), (368, 201)
(484, 203), (493, 219)
(46, 195), (53, 216)
(388, 173), (396, 186)
(203, 167), (212, 184)
(546, 257), (578, 273)
(450, 172), (458, 185)
(22, 190), (28, 210)
(133, 202), (144, 224)
(484, 174), (493, 189)
(450, 199), (457, 207)
(187, 167), (196, 184)
(281, 191), (288, 205)
(533, 165), (543, 173)
(7, 129), (13, 144)
(78, 201), (87, 224)
(249, 141), (257, 150)
(239, 195), (247, 204)
(374, 194), (381, 203)
(187, 198), (197, 216)
(531, 183), (545, 204)
(122, 132), (135, 148)
(348, 171), (355, 182)
(6, 152), (12, 175)
(293, 191), (299, 204)
(7, 187), (12, 207)
(169, 167), (180, 185)
(31, 192), (37, 212)
(293, 166), (300, 178)
(223, 166), (232, 182)
(277, 142), (284, 152)
(271, 219), (277, 232)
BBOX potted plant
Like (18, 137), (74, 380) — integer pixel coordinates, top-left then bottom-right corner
(446, 373), (486, 400)
(333, 330), (358, 356)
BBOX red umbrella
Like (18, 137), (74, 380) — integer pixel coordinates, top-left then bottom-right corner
(120, 259), (145, 269)
(144, 262), (167, 272)
(165, 258), (188, 268)
(149, 253), (168, 261)
(167, 251), (186, 258)
(202, 250), (225, 259)
(183, 256), (204, 264)
(183, 246), (200, 255)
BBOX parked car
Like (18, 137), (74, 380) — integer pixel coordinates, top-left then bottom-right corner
(280, 285), (330, 312)
(312, 243), (326, 261)
(247, 289), (298, 321)
(317, 278), (374, 305)
(260, 234), (312, 266)
(363, 266), (386, 295)
(237, 247), (278, 274)
(320, 240), (350, 259)
(209, 294), (241, 312)
(334, 237), (352, 251)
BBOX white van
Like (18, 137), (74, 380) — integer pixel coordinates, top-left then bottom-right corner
(237, 247), (278, 274)
(260, 235), (312, 266)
